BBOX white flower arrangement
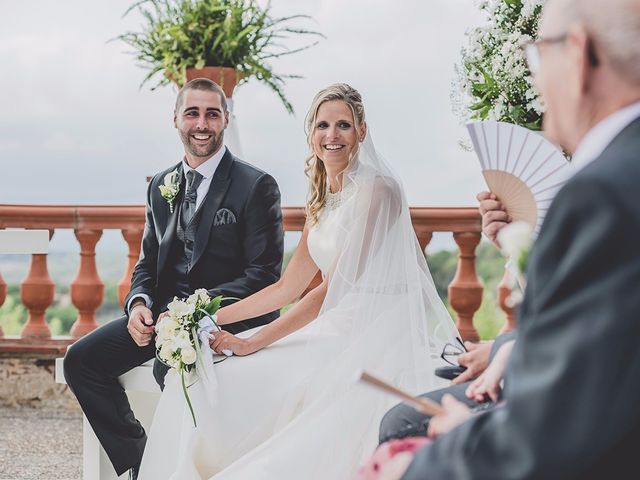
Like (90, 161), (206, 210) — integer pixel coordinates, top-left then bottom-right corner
(158, 170), (180, 213)
(155, 289), (234, 425)
(452, 0), (545, 130)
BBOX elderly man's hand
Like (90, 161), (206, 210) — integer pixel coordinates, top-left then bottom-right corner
(451, 340), (494, 384)
(466, 340), (515, 402)
(427, 394), (473, 439)
(477, 191), (511, 247)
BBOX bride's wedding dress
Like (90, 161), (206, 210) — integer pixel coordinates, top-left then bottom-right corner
(139, 135), (459, 479)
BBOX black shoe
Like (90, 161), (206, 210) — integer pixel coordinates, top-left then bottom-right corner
(128, 464), (140, 480)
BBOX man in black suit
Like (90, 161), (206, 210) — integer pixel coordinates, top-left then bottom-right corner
(385, 0), (640, 478)
(63, 78), (284, 479)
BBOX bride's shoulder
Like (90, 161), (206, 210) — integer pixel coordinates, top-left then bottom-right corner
(354, 173), (403, 204)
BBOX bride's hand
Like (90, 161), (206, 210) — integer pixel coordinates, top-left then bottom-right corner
(209, 331), (253, 356)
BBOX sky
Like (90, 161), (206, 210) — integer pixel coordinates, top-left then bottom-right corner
(0, 0), (487, 252)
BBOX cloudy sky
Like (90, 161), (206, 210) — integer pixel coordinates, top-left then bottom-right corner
(1, 0), (486, 251)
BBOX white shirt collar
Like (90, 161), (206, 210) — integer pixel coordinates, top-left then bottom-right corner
(182, 145), (227, 179)
(571, 101), (640, 172)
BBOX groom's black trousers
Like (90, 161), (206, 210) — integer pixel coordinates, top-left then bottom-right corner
(63, 315), (155, 476)
(63, 313), (260, 475)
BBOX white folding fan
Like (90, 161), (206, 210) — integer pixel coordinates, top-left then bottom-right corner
(466, 120), (573, 233)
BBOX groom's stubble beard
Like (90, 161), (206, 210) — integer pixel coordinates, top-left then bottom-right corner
(179, 128), (225, 159)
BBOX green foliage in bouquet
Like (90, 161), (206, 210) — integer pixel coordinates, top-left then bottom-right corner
(116, 0), (323, 113)
(453, 0), (545, 129)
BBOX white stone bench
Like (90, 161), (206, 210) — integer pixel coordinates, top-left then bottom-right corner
(55, 358), (161, 480)
(0, 229), (49, 254)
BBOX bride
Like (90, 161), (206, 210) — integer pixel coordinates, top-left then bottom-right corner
(139, 83), (459, 479)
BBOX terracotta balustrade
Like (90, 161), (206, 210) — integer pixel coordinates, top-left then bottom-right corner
(20, 250), (56, 339)
(118, 228), (144, 306)
(0, 204), (504, 353)
(449, 232), (483, 342)
(0, 205), (143, 354)
(70, 229), (104, 338)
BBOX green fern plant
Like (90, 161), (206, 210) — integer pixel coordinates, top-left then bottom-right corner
(116, 0), (323, 113)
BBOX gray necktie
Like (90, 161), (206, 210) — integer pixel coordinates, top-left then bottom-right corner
(183, 170), (204, 225)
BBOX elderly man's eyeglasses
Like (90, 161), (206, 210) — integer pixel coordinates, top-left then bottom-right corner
(440, 337), (467, 366)
(524, 33), (568, 75)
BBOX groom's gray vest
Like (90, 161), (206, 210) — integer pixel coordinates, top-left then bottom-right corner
(163, 202), (203, 304)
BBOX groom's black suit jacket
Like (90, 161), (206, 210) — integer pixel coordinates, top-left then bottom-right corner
(402, 118), (640, 480)
(124, 148), (284, 332)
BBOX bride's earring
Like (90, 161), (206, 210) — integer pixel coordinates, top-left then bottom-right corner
(359, 125), (367, 142)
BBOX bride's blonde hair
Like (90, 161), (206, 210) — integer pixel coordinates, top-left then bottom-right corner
(304, 83), (366, 226)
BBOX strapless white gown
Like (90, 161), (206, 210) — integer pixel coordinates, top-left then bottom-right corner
(138, 197), (446, 479)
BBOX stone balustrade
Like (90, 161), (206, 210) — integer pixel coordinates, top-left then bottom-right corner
(0, 204), (513, 354)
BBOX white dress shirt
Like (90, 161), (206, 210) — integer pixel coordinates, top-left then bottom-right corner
(182, 145), (227, 211)
(571, 101), (640, 173)
(126, 146), (227, 314)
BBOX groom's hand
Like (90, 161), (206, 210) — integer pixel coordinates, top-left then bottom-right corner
(127, 302), (155, 347)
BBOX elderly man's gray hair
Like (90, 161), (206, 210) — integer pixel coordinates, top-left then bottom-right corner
(559, 0), (640, 84)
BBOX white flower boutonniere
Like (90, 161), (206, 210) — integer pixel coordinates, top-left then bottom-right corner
(159, 170), (180, 213)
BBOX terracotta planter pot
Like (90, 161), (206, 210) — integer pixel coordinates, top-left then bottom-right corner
(186, 66), (240, 98)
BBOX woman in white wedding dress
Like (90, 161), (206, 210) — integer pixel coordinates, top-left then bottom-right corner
(139, 84), (459, 479)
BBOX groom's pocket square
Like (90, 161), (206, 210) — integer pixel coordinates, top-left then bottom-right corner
(213, 208), (237, 226)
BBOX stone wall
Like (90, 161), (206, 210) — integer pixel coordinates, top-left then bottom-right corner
(0, 357), (79, 410)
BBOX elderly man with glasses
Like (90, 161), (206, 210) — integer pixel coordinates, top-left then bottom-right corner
(379, 0), (640, 478)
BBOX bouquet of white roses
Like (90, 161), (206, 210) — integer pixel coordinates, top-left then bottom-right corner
(155, 288), (233, 426)
(452, 0), (545, 130)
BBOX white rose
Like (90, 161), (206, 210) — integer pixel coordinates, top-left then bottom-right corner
(498, 221), (534, 259)
(167, 298), (195, 318)
(187, 288), (209, 306)
(181, 346), (197, 365)
(195, 288), (210, 304)
(159, 342), (176, 363)
(174, 330), (193, 350)
(156, 317), (179, 340)
(186, 292), (199, 305)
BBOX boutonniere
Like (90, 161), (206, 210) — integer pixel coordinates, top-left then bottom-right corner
(159, 170), (180, 213)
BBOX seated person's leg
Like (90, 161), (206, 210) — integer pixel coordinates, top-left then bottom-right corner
(378, 382), (479, 444)
(63, 315), (156, 476)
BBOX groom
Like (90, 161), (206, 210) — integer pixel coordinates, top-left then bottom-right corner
(63, 78), (284, 479)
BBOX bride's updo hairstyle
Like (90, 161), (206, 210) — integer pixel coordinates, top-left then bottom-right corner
(303, 83), (366, 226)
